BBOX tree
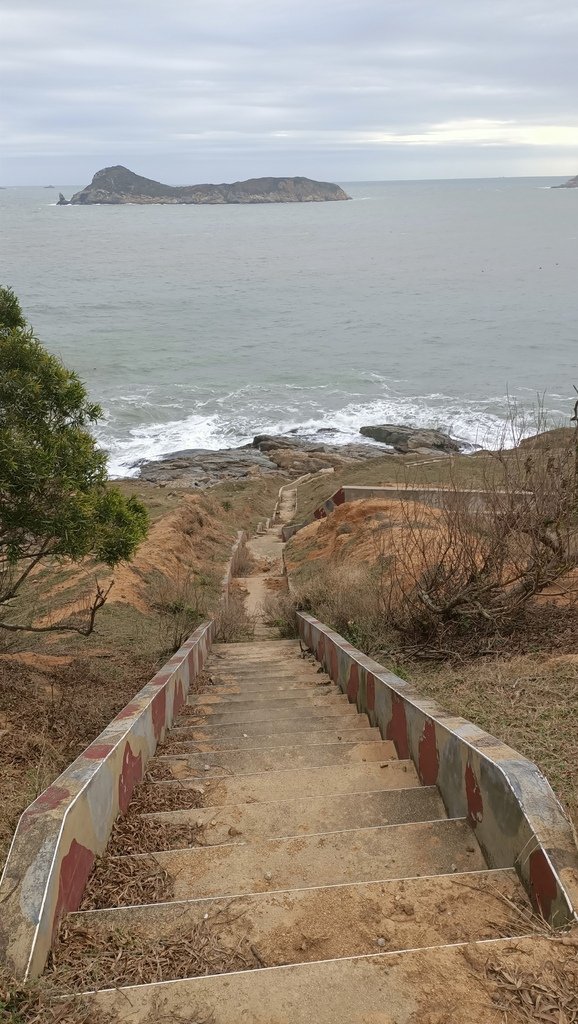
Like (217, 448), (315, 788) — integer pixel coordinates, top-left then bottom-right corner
(0, 287), (148, 634)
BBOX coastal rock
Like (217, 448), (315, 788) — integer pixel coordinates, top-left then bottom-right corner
(136, 435), (387, 487)
(359, 423), (460, 454)
(553, 174), (578, 189)
(61, 166), (351, 205)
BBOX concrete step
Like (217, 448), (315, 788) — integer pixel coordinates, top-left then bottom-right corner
(200, 678), (334, 695)
(194, 687), (339, 706)
(211, 641), (302, 657)
(151, 759), (420, 805)
(188, 694), (348, 716)
(168, 725), (382, 751)
(78, 935), (547, 1023)
(155, 740), (395, 778)
(180, 715), (370, 740)
(186, 704), (359, 727)
(66, 869), (530, 986)
(97, 819), (484, 904)
(145, 785), (446, 842)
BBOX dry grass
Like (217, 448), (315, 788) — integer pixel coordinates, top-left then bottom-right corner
(487, 937), (578, 1022)
(49, 905), (260, 991)
(0, 971), (114, 1023)
(410, 655), (578, 832)
(232, 545), (255, 577)
(80, 853), (173, 911)
(105, 813), (205, 856)
(261, 591), (300, 638)
(129, 781), (204, 814)
(214, 592), (256, 642)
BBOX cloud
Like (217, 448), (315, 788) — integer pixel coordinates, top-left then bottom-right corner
(1, 0), (578, 182)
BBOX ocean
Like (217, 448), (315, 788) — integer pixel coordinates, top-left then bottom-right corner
(1, 176), (576, 476)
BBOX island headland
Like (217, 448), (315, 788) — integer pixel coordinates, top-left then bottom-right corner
(58, 165), (351, 205)
(552, 174), (578, 188)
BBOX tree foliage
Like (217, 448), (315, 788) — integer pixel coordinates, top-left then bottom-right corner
(0, 287), (148, 633)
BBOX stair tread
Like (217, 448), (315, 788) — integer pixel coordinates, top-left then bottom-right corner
(147, 759), (420, 803)
(78, 933), (547, 1022)
(185, 704), (359, 726)
(142, 785), (446, 841)
(103, 819), (485, 903)
(155, 741), (395, 778)
(181, 715), (371, 738)
(168, 725), (381, 750)
(67, 870), (530, 985)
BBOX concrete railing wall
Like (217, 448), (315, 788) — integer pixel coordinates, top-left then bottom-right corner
(0, 532), (246, 980)
(313, 485), (525, 519)
(298, 612), (578, 928)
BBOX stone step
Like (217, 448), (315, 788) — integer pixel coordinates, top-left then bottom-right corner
(186, 704), (359, 727)
(195, 685), (338, 703)
(155, 740), (395, 778)
(201, 677), (334, 694)
(145, 785), (446, 842)
(77, 935), (547, 1023)
(168, 725), (381, 751)
(96, 819), (484, 904)
(180, 714), (368, 739)
(151, 759), (419, 805)
(189, 688), (346, 712)
(65, 869), (529, 990)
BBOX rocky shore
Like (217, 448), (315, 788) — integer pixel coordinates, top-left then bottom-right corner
(136, 425), (462, 487)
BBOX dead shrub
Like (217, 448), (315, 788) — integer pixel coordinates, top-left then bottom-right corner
(381, 419), (578, 652)
(214, 593), (256, 642)
(232, 544), (254, 577)
(150, 569), (218, 652)
(261, 591), (299, 637)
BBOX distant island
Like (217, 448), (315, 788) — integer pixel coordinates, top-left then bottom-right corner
(57, 165), (351, 205)
(552, 174), (578, 189)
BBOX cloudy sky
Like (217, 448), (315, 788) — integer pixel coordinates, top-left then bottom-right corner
(2, 0), (578, 185)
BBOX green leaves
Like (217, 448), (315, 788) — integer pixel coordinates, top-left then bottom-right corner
(0, 287), (149, 621)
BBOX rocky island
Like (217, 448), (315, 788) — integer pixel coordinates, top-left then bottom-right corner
(553, 174), (578, 188)
(57, 165), (350, 205)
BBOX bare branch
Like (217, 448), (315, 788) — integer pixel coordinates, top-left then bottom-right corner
(0, 580), (114, 636)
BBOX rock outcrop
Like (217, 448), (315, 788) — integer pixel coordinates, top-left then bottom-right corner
(137, 435), (386, 487)
(60, 166), (351, 205)
(359, 423), (461, 454)
(552, 175), (578, 189)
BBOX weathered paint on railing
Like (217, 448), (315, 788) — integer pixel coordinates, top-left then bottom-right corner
(298, 612), (578, 928)
(0, 532), (247, 980)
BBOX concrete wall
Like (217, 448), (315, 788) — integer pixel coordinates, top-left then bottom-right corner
(0, 532), (246, 980)
(298, 613), (578, 928)
(313, 485), (531, 519)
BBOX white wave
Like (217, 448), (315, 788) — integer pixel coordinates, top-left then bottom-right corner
(99, 389), (540, 479)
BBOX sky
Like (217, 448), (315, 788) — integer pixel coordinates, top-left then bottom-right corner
(2, 0), (578, 185)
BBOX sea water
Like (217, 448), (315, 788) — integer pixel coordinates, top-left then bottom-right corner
(1, 176), (576, 476)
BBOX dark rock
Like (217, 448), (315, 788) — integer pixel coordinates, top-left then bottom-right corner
(552, 175), (578, 189)
(61, 166), (351, 206)
(135, 433), (389, 488)
(360, 423), (461, 454)
(57, 193), (69, 205)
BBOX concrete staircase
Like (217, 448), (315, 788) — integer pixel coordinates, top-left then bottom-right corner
(52, 638), (540, 1021)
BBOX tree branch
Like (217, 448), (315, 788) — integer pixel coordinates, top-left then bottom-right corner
(0, 580), (114, 636)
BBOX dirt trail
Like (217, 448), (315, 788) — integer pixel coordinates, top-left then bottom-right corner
(237, 482), (294, 638)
